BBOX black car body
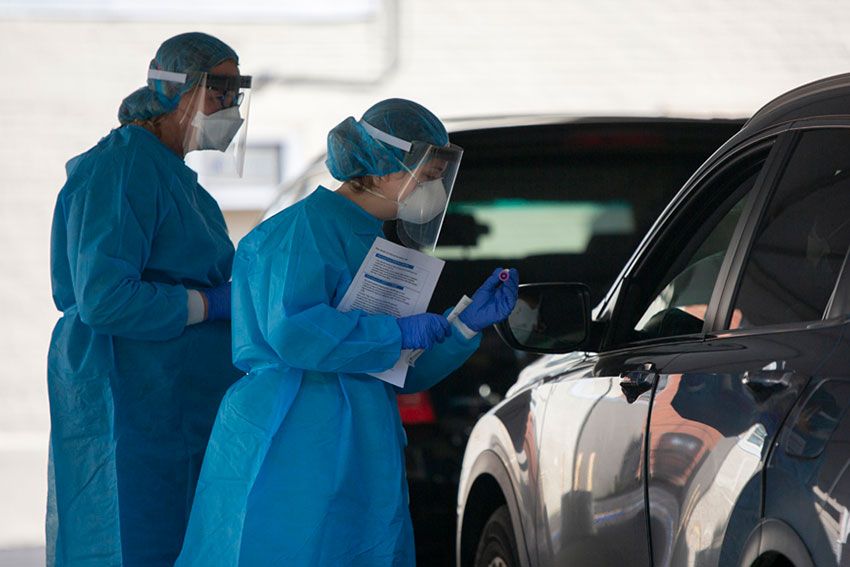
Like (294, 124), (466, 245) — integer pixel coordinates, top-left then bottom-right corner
(457, 74), (850, 567)
(264, 116), (743, 564)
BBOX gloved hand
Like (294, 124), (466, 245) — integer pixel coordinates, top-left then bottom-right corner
(459, 267), (520, 332)
(203, 281), (232, 321)
(397, 313), (451, 350)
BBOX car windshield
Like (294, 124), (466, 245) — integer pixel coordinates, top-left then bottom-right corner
(436, 199), (635, 259)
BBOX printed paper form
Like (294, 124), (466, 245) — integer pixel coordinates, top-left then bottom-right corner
(337, 237), (445, 387)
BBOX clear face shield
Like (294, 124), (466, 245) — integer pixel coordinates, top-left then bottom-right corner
(147, 69), (252, 176)
(392, 142), (463, 252)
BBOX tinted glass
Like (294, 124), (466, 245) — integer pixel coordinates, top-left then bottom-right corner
(731, 129), (850, 329)
(633, 188), (751, 340)
(615, 145), (772, 344)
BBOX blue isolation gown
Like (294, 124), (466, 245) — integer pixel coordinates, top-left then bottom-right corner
(177, 187), (481, 566)
(47, 125), (243, 566)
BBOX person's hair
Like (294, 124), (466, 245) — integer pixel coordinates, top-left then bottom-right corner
(348, 176), (378, 192)
(129, 115), (167, 139)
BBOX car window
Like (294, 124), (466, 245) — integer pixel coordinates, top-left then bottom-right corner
(610, 144), (773, 346)
(728, 129), (850, 329)
(633, 193), (749, 338)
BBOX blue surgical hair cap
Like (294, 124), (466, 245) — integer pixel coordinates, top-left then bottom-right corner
(326, 98), (449, 181)
(118, 32), (239, 125)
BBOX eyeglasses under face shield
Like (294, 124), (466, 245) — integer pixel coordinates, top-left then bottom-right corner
(147, 68), (253, 176)
(204, 73), (251, 109)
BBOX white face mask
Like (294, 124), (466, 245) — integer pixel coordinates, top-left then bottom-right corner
(191, 106), (244, 152)
(362, 177), (448, 224)
(396, 178), (448, 224)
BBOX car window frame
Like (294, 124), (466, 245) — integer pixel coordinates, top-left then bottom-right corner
(824, 243), (850, 320)
(599, 131), (790, 353)
(711, 120), (850, 337)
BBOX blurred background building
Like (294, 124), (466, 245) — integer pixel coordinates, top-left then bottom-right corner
(1, 0), (850, 561)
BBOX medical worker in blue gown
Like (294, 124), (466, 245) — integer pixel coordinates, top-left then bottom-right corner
(47, 32), (253, 566)
(177, 98), (519, 566)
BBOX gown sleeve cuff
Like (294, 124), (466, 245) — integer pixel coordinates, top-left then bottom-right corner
(448, 295), (478, 340)
(186, 289), (206, 325)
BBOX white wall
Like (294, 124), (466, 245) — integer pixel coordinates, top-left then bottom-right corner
(2, 0), (850, 550)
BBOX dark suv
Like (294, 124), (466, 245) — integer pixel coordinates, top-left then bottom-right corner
(264, 116), (743, 564)
(457, 75), (850, 567)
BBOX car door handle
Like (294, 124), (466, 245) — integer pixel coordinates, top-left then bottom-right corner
(619, 363), (657, 404)
(742, 370), (792, 395)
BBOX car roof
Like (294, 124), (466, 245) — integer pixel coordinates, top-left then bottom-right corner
(444, 116), (746, 157)
(448, 72), (850, 138)
(444, 114), (744, 133)
(742, 72), (850, 135)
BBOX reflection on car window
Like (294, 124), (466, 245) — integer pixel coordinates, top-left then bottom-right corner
(730, 129), (850, 329)
(434, 200), (634, 260)
(633, 192), (750, 339)
(620, 146), (773, 344)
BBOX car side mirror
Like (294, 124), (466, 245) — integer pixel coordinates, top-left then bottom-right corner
(495, 283), (591, 354)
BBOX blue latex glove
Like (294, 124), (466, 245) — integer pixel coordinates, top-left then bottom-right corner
(203, 281), (232, 321)
(397, 313), (451, 350)
(459, 267), (520, 332)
